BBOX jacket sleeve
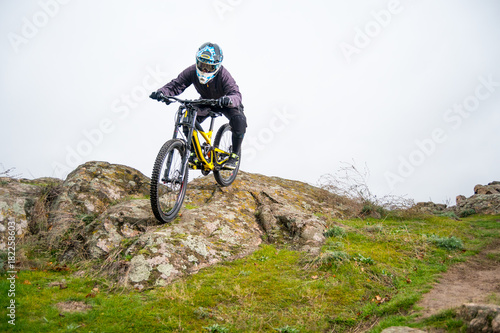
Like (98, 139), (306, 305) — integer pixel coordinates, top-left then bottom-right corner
(221, 69), (242, 107)
(157, 65), (194, 96)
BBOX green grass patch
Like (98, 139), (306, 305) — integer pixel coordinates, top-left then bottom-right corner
(427, 235), (464, 250)
(1, 215), (499, 332)
(324, 225), (346, 238)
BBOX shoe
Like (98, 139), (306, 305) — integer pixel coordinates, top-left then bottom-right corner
(188, 152), (198, 164)
(224, 153), (239, 170)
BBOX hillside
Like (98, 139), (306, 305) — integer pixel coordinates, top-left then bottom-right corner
(1, 161), (499, 332)
(1, 161), (360, 287)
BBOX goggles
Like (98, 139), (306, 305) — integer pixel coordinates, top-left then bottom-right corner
(196, 60), (219, 73)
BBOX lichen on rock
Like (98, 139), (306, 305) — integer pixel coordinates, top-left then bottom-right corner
(0, 162), (373, 286)
(129, 254), (152, 283)
(0, 177), (62, 250)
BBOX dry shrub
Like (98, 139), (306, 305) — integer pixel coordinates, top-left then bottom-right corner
(315, 187), (363, 219)
(23, 182), (91, 262)
(318, 161), (415, 218)
(29, 182), (63, 235)
(0, 164), (21, 178)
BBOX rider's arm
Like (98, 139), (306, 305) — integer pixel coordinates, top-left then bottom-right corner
(219, 67), (242, 108)
(157, 65), (195, 96)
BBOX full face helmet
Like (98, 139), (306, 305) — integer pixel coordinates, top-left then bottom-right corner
(195, 42), (223, 84)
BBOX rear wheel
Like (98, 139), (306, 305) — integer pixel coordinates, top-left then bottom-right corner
(213, 123), (239, 186)
(150, 139), (189, 223)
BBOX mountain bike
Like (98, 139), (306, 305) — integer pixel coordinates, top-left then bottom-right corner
(150, 94), (240, 223)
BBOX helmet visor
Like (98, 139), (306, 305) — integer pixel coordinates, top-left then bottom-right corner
(197, 60), (218, 73)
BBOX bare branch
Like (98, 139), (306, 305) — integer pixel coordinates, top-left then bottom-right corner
(318, 161), (414, 211)
(0, 164), (21, 178)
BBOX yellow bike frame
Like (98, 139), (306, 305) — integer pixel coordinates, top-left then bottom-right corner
(190, 129), (230, 171)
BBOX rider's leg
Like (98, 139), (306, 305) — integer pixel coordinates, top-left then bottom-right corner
(220, 106), (246, 169)
(230, 116), (246, 155)
(221, 106), (247, 155)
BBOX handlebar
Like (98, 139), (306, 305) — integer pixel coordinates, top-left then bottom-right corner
(157, 94), (219, 107)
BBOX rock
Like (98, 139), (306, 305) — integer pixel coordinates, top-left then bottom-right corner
(459, 303), (500, 333)
(99, 171), (335, 286)
(474, 182), (500, 195)
(86, 199), (156, 258)
(414, 201), (447, 214)
(456, 195), (467, 206)
(0, 177), (62, 250)
(46, 161), (151, 256)
(1, 161), (355, 286)
(455, 194), (500, 216)
(4, 163), (500, 289)
(381, 327), (426, 333)
(453, 181), (500, 216)
(405, 181), (500, 218)
(494, 315), (500, 333)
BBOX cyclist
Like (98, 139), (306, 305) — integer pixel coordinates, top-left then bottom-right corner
(150, 42), (246, 170)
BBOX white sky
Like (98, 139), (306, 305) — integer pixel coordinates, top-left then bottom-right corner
(1, 0), (499, 204)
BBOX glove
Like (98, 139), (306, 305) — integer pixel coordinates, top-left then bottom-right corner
(149, 91), (170, 104)
(217, 96), (231, 108)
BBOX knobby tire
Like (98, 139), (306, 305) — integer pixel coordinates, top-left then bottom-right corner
(150, 139), (189, 223)
(213, 123), (240, 187)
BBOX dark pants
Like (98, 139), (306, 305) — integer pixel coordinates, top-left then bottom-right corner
(197, 105), (247, 155)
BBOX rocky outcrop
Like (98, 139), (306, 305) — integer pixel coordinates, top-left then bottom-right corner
(0, 177), (62, 251)
(413, 201), (447, 215)
(45, 161), (152, 258)
(459, 303), (500, 333)
(454, 181), (500, 216)
(474, 182), (500, 195)
(413, 181), (500, 217)
(6, 162), (497, 287)
(1, 161), (353, 287)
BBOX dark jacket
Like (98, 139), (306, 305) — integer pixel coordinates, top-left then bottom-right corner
(158, 64), (242, 109)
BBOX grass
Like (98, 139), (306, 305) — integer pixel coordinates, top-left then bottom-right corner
(323, 225), (346, 238)
(427, 235), (464, 250)
(1, 214), (499, 332)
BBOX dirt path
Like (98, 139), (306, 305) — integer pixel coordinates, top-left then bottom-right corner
(416, 239), (500, 318)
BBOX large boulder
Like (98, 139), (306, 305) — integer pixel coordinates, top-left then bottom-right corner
(46, 161), (151, 255)
(85, 170), (342, 287)
(454, 181), (500, 216)
(2, 161), (352, 287)
(459, 303), (500, 333)
(0, 177), (62, 251)
(474, 182), (500, 195)
(413, 201), (447, 215)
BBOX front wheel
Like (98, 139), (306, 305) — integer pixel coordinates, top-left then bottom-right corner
(150, 139), (189, 223)
(213, 123), (239, 187)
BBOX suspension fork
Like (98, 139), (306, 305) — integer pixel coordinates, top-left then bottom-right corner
(162, 106), (198, 182)
(180, 106), (199, 177)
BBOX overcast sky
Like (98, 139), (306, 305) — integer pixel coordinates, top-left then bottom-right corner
(1, 0), (499, 204)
